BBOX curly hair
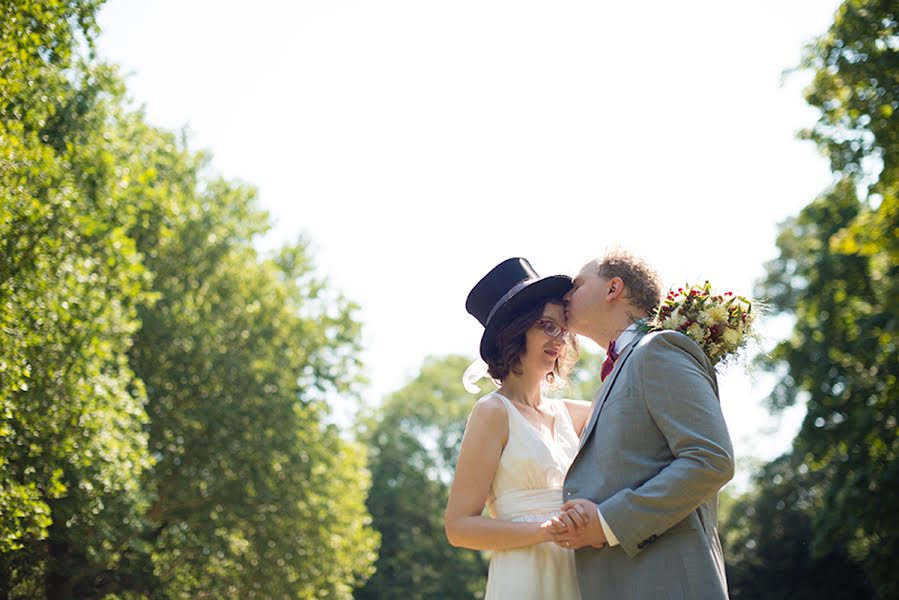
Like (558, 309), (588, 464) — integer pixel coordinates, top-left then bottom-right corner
(589, 248), (662, 313)
(485, 300), (579, 386)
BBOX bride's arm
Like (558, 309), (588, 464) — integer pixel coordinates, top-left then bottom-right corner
(444, 397), (552, 551)
(563, 399), (592, 437)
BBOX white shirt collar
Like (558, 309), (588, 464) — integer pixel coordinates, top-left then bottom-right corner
(611, 322), (641, 352)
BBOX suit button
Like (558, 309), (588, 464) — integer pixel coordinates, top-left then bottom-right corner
(638, 535), (658, 549)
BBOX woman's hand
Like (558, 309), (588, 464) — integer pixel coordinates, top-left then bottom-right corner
(548, 499), (608, 549)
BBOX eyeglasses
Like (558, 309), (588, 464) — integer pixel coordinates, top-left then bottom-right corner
(535, 319), (574, 342)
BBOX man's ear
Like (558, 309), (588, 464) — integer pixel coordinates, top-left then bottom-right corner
(607, 277), (625, 300)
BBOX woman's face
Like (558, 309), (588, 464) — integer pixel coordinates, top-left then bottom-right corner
(519, 302), (570, 375)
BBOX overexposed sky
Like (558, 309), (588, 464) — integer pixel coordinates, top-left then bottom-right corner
(97, 0), (841, 481)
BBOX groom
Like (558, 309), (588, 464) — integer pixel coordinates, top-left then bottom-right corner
(547, 249), (734, 599)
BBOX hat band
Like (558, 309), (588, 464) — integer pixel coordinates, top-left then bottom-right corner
(485, 279), (532, 326)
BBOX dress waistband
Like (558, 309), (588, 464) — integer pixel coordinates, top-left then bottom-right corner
(489, 488), (563, 520)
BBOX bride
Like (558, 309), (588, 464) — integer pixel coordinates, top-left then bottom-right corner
(444, 258), (591, 600)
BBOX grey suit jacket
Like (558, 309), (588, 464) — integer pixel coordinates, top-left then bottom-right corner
(564, 330), (734, 599)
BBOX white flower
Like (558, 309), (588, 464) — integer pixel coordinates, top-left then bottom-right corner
(704, 305), (728, 324)
(722, 327), (741, 348)
(662, 314), (686, 330)
(687, 323), (704, 340)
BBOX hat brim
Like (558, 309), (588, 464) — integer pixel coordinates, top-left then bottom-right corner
(479, 274), (573, 362)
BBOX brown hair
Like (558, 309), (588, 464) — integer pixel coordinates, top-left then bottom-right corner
(485, 300), (579, 386)
(589, 249), (662, 313)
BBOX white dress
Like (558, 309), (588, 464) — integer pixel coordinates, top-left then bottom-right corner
(483, 392), (582, 600)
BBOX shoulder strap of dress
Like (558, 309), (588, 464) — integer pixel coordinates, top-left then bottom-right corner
(486, 392), (521, 448)
(490, 392), (516, 417)
(491, 392), (528, 430)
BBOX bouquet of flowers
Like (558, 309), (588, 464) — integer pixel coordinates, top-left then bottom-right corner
(647, 282), (756, 366)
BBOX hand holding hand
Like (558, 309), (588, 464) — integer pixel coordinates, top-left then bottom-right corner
(548, 499), (608, 550)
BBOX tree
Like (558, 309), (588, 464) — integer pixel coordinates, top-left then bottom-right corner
(743, 1), (897, 596)
(356, 355), (488, 600)
(120, 124), (380, 596)
(1, 2), (379, 597)
(1, 2), (154, 596)
(800, 0), (898, 184)
(724, 456), (874, 599)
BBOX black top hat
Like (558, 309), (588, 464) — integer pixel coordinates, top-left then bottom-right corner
(466, 258), (573, 361)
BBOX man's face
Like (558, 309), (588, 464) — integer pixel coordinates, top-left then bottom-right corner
(563, 266), (607, 335)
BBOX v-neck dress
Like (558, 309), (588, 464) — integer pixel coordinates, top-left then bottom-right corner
(483, 392), (582, 600)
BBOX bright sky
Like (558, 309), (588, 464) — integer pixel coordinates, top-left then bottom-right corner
(97, 0), (842, 485)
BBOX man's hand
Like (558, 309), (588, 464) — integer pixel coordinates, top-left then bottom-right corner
(546, 499), (607, 550)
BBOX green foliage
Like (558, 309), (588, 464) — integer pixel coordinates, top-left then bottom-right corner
(724, 457), (874, 600)
(123, 137), (378, 596)
(550, 345), (603, 402)
(1, 1), (378, 597)
(356, 355), (488, 600)
(0, 0), (103, 132)
(753, 180), (897, 597)
(736, 1), (898, 597)
(799, 0), (898, 183)
(1, 3), (154, 596)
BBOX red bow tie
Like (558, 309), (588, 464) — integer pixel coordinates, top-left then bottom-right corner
(600, 340), (619, 382)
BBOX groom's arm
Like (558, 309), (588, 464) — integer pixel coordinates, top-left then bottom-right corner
(598, 331), (734, 558)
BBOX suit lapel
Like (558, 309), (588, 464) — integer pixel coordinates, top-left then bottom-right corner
(578, 333), (645, 450)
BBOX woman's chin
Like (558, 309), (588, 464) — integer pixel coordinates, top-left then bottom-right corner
(523, 358), (555, 376)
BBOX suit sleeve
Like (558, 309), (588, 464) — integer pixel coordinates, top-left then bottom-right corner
(597, 332), (734, 557)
